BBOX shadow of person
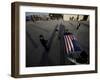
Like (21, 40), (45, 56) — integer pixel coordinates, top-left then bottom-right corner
(39, 35), (49, 51)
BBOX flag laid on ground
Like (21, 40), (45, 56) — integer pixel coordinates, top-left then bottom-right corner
(64, 32), (81, 54)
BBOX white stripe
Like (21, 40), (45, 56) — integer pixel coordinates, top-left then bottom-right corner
(73, 35), (77, 40)
(70, 35), (74, 40)
(68, 35), (74, 52)
(65, 35), (71, 53)
(64, 36), (68, 53)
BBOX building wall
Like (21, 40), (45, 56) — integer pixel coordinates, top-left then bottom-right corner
(63, 14), (89, 21)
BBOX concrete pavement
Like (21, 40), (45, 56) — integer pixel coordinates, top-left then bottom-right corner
(26, 20), (89, 67)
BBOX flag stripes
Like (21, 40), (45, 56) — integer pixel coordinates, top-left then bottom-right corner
(64, 34), (81, 53)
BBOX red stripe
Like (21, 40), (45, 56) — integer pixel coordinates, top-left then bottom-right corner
(70, 34), (74, 40)
(72, 35), (77, 40)
(67, 35), (73, 52)
(64, 36), (68, 53)
(65, 35), (71, 53)
(66, 36), (69, 53)
(64, 34), (78, 53)
(64, 35), (69, 53)
(68, 35), (74, 52)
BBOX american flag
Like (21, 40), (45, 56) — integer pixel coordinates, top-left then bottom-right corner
(64, 34), (81, 54)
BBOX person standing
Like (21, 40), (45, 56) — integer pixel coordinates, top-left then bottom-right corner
(76, 15), (81, 30)
(76, 22), (80, 30)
